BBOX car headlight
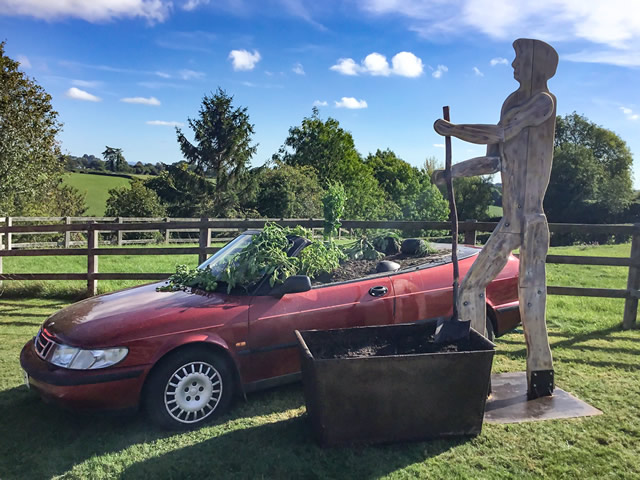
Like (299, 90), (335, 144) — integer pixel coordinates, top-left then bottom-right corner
(50, 344), (128, 370)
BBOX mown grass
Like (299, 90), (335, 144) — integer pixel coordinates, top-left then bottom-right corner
(63, 172), (131, 216)
(1, 243), (639, 479)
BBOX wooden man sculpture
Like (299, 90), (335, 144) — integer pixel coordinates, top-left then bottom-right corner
(432, 38), (558, 399)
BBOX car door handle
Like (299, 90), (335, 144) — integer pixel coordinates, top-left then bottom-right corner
(369, 286), (388, 297)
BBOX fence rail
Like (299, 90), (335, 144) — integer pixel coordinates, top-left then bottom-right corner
(1, 216), (638, 329)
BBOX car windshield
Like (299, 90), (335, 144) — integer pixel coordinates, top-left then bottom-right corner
(197, 233), (254, 277)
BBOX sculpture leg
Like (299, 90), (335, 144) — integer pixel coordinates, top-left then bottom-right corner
(520, 213), (554, 399)
(458, 222), (520, 335)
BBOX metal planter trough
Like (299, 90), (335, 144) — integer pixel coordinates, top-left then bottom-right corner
(295, 320), (496, 446)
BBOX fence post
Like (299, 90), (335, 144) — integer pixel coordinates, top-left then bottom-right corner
(164, 217), (170, 244)
(87, 223), (99, 296)
(117, 217), (123, 246)
(64, 217), (71, 247)
(198, 217), (211, 264)
(0, 218), (5, 288)
(623, 226), (640, 329)
(5, 217), (12, 250)
(464, 219), (477, 245)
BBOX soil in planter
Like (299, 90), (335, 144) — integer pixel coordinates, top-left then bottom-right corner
(314, 329), (475, 359)
(312, 250), (450, 285)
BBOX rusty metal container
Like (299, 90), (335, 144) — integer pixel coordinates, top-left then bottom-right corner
(295, 320), (495, 446)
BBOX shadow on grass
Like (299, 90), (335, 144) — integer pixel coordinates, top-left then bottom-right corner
(0, 383), (305, 480)
(121, 416), (462, 480)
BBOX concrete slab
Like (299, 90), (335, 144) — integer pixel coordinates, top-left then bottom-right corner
(484, 372), (602, 424)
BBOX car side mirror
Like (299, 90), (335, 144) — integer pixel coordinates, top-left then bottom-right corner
(270, 275), (312, 297)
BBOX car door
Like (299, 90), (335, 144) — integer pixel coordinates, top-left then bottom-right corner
(245, 276), (395, 385)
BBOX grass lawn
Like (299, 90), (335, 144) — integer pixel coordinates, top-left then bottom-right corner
(1, 243), (640, 478)
(63, 172), (131, 216)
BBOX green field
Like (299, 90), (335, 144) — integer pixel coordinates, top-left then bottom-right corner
(1, 243), (640, 478)
(63, 172), (132, 216)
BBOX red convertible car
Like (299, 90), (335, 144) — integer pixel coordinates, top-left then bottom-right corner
(20, 231), (520, 428)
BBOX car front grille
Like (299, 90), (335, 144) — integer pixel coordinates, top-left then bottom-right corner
(34, 328), (56, 360)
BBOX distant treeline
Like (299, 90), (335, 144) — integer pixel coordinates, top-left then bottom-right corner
(64, 154), (167, 176)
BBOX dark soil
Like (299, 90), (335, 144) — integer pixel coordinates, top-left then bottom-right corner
(312, 250), (450, 285)
(314, 331), (475, 359)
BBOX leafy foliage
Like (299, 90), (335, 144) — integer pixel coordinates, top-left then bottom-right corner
(0, 41), (64, 215)
(546, 113), (634, 225)
(176, 88), (257, 216)
(343, 237), (385, 261)
(105, 179), (167, 217)
(275, 108), (385, 220)
(102, 146), (128, 173)
(371, 231), (402, 255)
(253, 164), (323, 218)
(322, 182), (346, 239)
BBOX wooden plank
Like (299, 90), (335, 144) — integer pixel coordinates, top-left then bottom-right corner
(547, 286), (628, 298)
(0, 248), (89, 257)
(64, 217), (71, 248)
(87, 224), (98, 296)
(464, 219), (477, 245)
(623, 231), (640, 329)
(5, 217), (12, 250)
(0, 273), (87, 280)
(117, 217), (123, 246)
(94, 273), (171, 280)
(545, 255), (633, 267)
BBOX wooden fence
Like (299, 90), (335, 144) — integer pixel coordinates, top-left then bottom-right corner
(1, 217), (638, 329)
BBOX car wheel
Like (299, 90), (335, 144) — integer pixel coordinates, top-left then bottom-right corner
(486, 314), (496, 343)
(144, 347), (234, 429)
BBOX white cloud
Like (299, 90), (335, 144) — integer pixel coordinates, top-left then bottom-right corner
(472, 66), (484, 76)
(121, 96), (161, 106)
(182, 0), (209, 11)
(330, 58), (361, 75)
(334, 97), (368, 109)
(434, 143), (445, 148)
(313, 100), (328, 107)
(357, 1), (640, 68)
(72, 79), (101, 88)
(620, 106), (639, 121)
(490, 57), (509, 66)
(292, 62), (305, 75)
(0, 0), (172, 23)
(331, 51), (424, 77)
(155, 71), (171, 78)
(564, 49), (640, 67)
(228, 49), (261, 71)
(432, 64), (448, 79)
(146, 120), (184, 127)
(391, 51), (423, 77)
(179, 69), (205, 80)
(65, 87), (101, 102)
(363, 53), (391, 76)
(16, 54), (31, 68)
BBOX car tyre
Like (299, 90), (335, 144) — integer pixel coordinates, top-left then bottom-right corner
(144, 347), (234, 429)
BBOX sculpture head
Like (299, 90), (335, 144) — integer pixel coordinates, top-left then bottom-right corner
(512, 38), (558, 89)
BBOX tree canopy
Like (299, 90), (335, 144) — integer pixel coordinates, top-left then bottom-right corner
(0, 41), (64, 214)
(545, 113), (634, 223)
(176, 88), (257, 216)
(105, 179), (166, 218)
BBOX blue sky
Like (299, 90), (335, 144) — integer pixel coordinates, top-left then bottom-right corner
(1, 0), (639, 185)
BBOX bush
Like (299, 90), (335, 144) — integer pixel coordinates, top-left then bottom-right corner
(105, 179), (167, 218)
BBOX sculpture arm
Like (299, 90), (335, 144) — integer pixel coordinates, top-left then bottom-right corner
(433, 92), (555, 144)
(432, 156), (501, 185)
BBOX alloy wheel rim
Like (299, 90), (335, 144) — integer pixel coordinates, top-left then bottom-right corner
(164, 361), (222, 424)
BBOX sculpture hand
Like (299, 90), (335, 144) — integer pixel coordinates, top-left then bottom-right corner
(434, 119), (455, 136)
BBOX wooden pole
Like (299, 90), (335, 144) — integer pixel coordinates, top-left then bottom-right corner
(623, 226), (640, 329)
(198, 217), (211, 265)
(164, 217), (170, 244)
(64, 217), (71, 248)
(5, 217), (12, 251)
(443, 106), (459, 319)
(464, 219), (477, 246)
(87, 223), (99, 296)
(117, 217), (123, 246)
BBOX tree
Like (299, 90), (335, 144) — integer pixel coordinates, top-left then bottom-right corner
(0, 41), (63, 214)
(145, 162), (215, 217)
(176, 88), (257, 216)
(105, 179), (166, 217)
(451, 177), (494, 221)
(102, 146), (128, 172)
(254, 165), (323, 218)
(275, 108), (385, 219)
(546, 113), (634, 224)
